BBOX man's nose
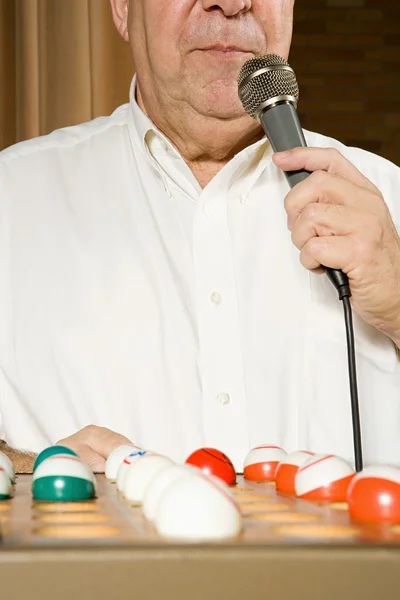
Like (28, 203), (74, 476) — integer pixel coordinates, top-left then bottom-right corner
(201, 0), (252, 17)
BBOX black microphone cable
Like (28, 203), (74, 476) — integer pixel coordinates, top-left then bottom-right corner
(343, 295), (363, 472)
(238, 54), (363, 472)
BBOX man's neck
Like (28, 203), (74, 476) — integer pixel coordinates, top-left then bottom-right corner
(136, 85), (263, 188)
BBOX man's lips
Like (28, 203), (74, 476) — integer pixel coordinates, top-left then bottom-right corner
(198, 44), (253, 53)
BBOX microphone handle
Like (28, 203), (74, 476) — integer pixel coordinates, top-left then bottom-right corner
(260, 103), (350, 299)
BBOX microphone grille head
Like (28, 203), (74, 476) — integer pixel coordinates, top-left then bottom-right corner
(238, 54), (299, 119)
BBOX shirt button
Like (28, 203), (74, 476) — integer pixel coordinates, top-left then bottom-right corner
(218, 393), (231, 406)
(203, 204), (216, 216)
(210, 292), (222, 306)
(240, 193), (248, 205)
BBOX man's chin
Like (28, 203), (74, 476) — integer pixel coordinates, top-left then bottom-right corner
(204, 107), (247, 120)
(193, 102), (247, 121)
(188, 81), (248, 120)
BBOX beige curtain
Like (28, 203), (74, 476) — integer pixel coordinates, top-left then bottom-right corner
(0, 0), (133, 151)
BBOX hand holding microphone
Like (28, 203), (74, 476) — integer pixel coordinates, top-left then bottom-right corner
(272, 146), (400, 345)
(238, 54), (400, 350)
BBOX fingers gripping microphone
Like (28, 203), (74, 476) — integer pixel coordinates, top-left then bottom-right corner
(238, 55), (363, 472)
(238, 54), (350, 301)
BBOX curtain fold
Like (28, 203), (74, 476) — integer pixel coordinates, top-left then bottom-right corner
(0, 0), (16, 149)
(0, 0), (133, 150)
(15, 0), (40, 141)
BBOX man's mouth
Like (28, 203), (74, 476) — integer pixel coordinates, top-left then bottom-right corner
(199, 44), (253, 54)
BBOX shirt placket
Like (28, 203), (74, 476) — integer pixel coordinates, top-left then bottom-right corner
(193, 179), (250, 468)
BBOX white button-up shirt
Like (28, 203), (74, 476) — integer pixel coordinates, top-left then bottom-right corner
(1, 79), (399, 470)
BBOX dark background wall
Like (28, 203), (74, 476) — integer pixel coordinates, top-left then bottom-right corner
(291, 0), (400, 166)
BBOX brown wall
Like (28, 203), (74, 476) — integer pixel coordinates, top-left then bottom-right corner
(291, 0), (400, 165)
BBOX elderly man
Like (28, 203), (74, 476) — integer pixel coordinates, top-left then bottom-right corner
(0, 0), (399, 473)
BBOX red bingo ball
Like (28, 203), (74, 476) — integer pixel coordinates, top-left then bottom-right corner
(185, 448), (236, 486)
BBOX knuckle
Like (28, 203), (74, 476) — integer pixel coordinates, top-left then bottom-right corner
(310, 170), (326, 186)
(302, 203), (318, 221)
(82, 424), (99, 434)
(306, 236), (321, 254)
(80, 424), (102, 440)
(333, 203), (344, 216)
(309, 171), (328, 197)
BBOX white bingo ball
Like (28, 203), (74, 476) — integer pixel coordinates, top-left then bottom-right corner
(123, 454), (174, 505)
(142, 464), (196, 521)
(105, 444), (143, 481)
(208, 474), (235, 497)
(116, 450), (150, 492)
(155, 474), (243, 540)
(0, 452), (15, 483)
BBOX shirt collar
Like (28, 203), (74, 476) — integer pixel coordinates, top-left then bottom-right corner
(128, 76), (181, 160)
(127, 75), (274, 194)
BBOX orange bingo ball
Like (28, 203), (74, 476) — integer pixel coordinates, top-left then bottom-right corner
(243, 446), (286, 482)
(347, 466), (400, 523)
(295, 454), (355, 502)
(275, 451), (314, 495)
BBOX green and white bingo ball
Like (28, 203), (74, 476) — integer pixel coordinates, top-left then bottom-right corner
(32, 455), (95, 502)
(33, 445), (78, 472)
(0, 451), (15, 483)
(0, 468), (12, 500)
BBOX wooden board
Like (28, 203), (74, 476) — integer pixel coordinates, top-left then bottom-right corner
(1, 474), (400, 546)
(1, 475), (400, 600)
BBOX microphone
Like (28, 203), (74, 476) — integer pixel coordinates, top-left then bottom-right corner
(238, 54), (350, 301)
(238, 55), (363, 472)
